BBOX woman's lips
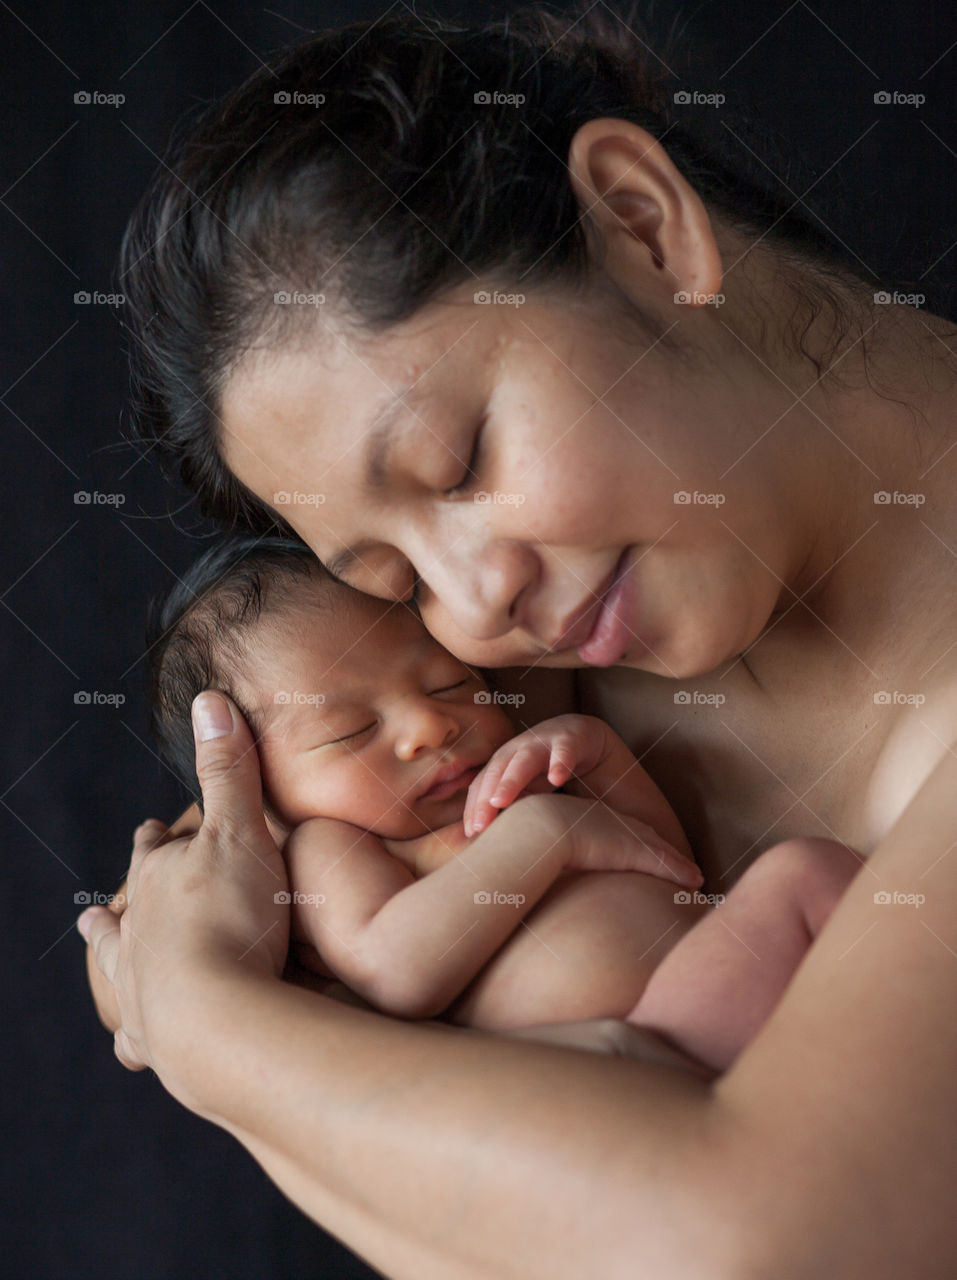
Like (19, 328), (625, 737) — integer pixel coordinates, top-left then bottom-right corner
(420, 764), (482, 801)
(576, 550), (635, 666)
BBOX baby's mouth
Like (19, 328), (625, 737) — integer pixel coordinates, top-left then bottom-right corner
(419, 763), (483, 802)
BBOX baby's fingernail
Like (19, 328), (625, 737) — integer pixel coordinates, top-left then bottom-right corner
(76, 907), (96, 942)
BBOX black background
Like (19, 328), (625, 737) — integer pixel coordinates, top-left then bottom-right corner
(2, 2), (954, 1277)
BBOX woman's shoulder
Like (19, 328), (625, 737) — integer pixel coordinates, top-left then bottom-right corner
(861, 658), (957, 846)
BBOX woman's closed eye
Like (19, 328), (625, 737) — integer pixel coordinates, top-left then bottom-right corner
(442, 416), (484, 498)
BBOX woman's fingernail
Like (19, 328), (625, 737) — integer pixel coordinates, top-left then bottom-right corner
(192, 692), (233, 742)
(76, 907), (96, 942)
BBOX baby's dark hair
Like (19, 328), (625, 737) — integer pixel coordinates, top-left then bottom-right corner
(146, 532), (330, 811)
(118, 2), (899, 535)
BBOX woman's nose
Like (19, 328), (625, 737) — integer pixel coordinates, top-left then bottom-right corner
(393, 703), (461, 761)
(416, 536), (537, 640)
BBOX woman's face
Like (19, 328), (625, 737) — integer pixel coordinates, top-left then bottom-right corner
(221, 280), (812, 679)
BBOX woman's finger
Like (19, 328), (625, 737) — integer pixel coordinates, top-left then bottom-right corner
(113, 1028), (149, 1072)
(78, 905), (122, 984)
(191, 691), (270, 844)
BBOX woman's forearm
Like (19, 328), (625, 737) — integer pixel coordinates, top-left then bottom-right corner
(167, 967), (731, 1280)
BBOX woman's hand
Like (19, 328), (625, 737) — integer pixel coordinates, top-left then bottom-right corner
(79, 692), (290, 1082)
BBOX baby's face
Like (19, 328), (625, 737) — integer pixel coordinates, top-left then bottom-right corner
(247, 584), (516, 839)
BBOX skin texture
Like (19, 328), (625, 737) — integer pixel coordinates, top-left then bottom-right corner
(83, 116), (957, 1278)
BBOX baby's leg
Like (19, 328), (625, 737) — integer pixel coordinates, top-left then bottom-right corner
(627, 838), (864, 1072)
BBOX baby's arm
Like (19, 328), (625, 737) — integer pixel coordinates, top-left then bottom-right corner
(628, 837), (864, 1071)
(283, 794), (701, 1021)
(465, 714), (693, 858)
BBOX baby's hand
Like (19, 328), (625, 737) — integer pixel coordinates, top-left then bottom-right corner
(465, 715), (608, 837)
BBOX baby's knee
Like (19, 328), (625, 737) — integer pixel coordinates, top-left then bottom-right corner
(756, 837), (864, 933)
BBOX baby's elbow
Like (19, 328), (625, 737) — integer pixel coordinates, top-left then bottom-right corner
(356, 954), (447, 1021)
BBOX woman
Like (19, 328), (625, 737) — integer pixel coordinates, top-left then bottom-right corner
(83, 7), (957, 1276)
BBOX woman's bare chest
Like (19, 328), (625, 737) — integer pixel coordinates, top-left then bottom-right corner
(578, 643), (917, 886)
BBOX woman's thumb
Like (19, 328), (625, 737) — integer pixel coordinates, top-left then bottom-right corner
(192, 691), (267, 835)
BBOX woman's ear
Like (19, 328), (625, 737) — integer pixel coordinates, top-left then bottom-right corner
(567, 117), (724, 307)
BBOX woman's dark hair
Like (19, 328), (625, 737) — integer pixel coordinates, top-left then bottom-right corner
(119, 2), (894, 535)
(146, 533), (327, 807)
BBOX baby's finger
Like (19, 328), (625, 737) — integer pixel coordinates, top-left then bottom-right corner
(490, 750), (545, 803)
(546, 737), (577, 787)
(465, 755), (516, 835)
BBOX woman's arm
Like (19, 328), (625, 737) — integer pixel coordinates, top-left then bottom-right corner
(83, 694), (957, 1280)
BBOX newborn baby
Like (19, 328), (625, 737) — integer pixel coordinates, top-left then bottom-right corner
(147, 534), (863, 1071)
